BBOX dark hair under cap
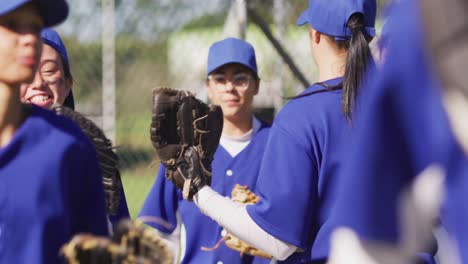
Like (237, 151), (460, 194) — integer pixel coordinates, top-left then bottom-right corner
(63, 91), (75, 109)
(41, 28), (75, 110)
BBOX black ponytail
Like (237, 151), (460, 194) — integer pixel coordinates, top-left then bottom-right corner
(342, 13), (374, 119)
(290, 13), (374, 117)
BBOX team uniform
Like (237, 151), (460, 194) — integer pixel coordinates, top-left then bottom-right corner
(245, 78), (350, 263)
(0, 105), (109, 264)
(40, 28), (131, 226)
(55, 64), (131, 228)
(329, 0), (464, 263)
(140, 119), (271, 264)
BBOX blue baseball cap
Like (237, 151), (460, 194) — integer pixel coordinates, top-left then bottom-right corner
(207, 38), (258, 78)
(297, 0), (376, 40)
(41, 28), (70, 68)
(41, 28), (75, 109)
(0, 0), (68, 27)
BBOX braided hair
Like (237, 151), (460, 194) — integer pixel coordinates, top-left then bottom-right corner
(52, 105), (122, 215)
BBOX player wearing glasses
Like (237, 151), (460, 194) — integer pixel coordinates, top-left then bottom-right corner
(140, 37), (271, 264)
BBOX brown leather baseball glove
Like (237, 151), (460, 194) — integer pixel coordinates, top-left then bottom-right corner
(224, 184), (272, 259)
(150, 87), (223, 200)
(52, 105), (122, 216)
(61, 220), (173, 264)
(201, 184), (272, 259)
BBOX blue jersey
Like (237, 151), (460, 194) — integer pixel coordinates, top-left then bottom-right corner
(247, 78), (349, 263)
(0, 106), (109, 264)
(329, 0), (465, 263)
(140, 122), (271, 264)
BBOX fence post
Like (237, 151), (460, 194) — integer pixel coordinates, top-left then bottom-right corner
(273, 0), (286, 114)
(223, 0), (247, 39)
(102, 0), (116, 143)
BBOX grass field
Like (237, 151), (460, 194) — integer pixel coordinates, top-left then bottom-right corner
(121, 164), (159, 218)
(115, 112), (159, 218)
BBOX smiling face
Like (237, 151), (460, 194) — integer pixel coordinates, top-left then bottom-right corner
(206, 63), (259, 122)
(0, 3), (44, 86)
(20, 44), (71, 109)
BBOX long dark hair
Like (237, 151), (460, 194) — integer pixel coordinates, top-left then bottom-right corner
(59, 52), (75, 109)
(292, 13), (374, 120)
(341, 13), (374, 119)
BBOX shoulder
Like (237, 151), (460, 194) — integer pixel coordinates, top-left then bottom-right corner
(281, 81), (342, 117)
(276, 84), (343, 130)
(255, 120), (272, 136)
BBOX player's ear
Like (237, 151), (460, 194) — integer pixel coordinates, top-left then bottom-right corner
(309, 27), (321, 44)
(252, 78), (260, 95)
(206, 78), (215, 100)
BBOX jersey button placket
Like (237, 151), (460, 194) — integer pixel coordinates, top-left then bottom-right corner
(226, 169), (233, 176)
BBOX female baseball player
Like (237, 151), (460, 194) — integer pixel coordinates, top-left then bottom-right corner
(20, 28), (74, 109)
(20, 27), (131, 226)
(328, 0), (467, 263)
(140, 38), (271, 264)
(170, 0), (430, 263)
(0, 1), (108, 263)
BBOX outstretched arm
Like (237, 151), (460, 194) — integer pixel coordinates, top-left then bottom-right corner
(194, 186), (297, 261)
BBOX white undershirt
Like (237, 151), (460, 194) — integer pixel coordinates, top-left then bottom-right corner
(170, 117), (267, 263)
(219, 117), (262, 157)
(163, 117), (297, 262)
(191, 116), (297, 261)
(194, 186), (297, 261)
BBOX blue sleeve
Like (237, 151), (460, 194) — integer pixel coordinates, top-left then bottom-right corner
(416, 253), (436, 264)
(334, 82), (411, 242)
(247, 123), (318, 249)
(139, 165), (179, 234)
(109, 184), (131, 224)
(67, 140), (109, 236)
(327, 1), (442, 259)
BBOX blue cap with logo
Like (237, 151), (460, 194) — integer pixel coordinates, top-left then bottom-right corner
(207, 38), (258, 78)
(297, 0), (376, 40)
(0, 0), (68, 27)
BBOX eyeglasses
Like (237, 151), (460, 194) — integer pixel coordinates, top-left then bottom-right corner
(208, 73), (254, 91)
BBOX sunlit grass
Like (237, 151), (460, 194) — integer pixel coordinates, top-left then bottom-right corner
(121, 163), (159, 218)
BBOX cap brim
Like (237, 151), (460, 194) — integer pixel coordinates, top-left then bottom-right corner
(0, 0), (29, 17)
(0, 0), (68, 27)
(296, 9), (309, 26)
(207, 60), (257, 78)
(36, 0), (69, 27)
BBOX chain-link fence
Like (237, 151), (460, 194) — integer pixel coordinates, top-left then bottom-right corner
(54, 0), (388, 217)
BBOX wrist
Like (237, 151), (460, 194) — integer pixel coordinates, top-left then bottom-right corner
(194, 186), (215, 207)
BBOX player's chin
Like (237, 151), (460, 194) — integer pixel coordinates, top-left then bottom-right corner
(221, 108), (245, 120)
(6, 68), (35, 84)
(29, 98), (54, 109)
(220, 103), (236, 112)
(221, 101), (243, 111)
(223, 100), (242, 107)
